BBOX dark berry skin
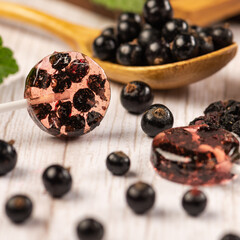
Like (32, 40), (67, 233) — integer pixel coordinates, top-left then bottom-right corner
(93, 35), (117, 61)
(116, 43), (144, 66)
(101, 27), (115, 37)
(32, 103), (52, 120)
(51, 72), (72, 93)
(118, 12), (141, 25)
(73, 88), (95, 112)
(141, 104), (174, 137)
(162, 18), (189, 43)
(121, 81), (154, 114)
(221, 234), (240, 240)
(211, 26), (233, 49)
(138, 28), (161, 48)
(106, 151), (130, 176)
(42, 164), (72, 198)
(182, 189), (207, 217)
(0, 140), (17, 176)
(126, 182), (155, 214)
(56, 101), (72, 125)
(76, 218), (104, 240)
(232, 120), (240, 137)
(145, 41), (172, 65)
(198, 36), (214, 55)
(5, 195), (33, 224)
(117, 20), (141, 43)
(172, 33), (199, 61)
(143, 0), (173, 28)
(87, 74), (106, 100)
(49, 52), (71, 70)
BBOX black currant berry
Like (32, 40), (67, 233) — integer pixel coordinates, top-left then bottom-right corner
(182, 189), (207, 217)
(106, 151), (130, 176)
(198, 36), (214, 55)
(126, 181), (155, 214)
(172, 33), (199, 61)
(211, 26), (233, 49)
(138, 28), (161, 47)
(73, 88), (95, 112)
(190, 25), (203, 34)
(118, 12), (141, 25)
(93, 35), (117, 61)
(117, 20), (141, 43)
(116, 43), (144, 66)
(0, 140), (17, 176)
(145, 41), (172, 65)
(141, 104), (174, 137)
(221, 234), (240, 240)
(162, 18), (189, 43)
(143, 0), (173, 28)
(49, 52), (71, 70)
(5, 195), (33, 223)
(101, 27), (115, 37)
(42, 164), (72, 198)
(66, 59), (89, 82)
(76, 218), (104, 240)
(121, 81), (154, 114)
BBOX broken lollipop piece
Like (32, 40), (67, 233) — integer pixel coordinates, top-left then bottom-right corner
(0, 52), (111, 138)
(151, 125), (240, 186)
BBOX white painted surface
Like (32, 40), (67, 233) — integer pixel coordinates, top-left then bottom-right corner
(0, 1), (240, 240)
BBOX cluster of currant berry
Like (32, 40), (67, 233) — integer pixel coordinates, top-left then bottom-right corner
(93, 0), (233, 66)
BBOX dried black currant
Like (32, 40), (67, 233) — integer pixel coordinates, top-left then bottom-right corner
(65, 115), (86, 136)
(87, 75), (106, 100)
(66, 59), (89, 82)
(56, 101), (72, 124)
(51, 72), (72, 93)
(87, 111), (103, 131)
(73, 88), (95, 112)
(31, 103), (52, 120)
(26, 68), (51, 89)
(49, 52), (71, 70)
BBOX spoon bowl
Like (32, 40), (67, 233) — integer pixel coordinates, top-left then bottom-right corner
(0, 1), (238, 89)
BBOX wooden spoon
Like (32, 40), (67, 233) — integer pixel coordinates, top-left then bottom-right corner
(0, 1), (238, 89)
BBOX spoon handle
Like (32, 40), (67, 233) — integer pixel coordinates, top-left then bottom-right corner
(0, 1), (92, 48)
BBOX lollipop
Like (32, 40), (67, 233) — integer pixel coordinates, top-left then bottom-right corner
(151, 124), (240, 186)
(0, 52), (111, 137)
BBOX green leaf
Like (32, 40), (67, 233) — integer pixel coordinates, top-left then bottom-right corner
(0, 38), (19, 84)
(90, 0), (144, 12)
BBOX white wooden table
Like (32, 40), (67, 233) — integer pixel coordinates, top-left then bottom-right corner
(0, 1), (240, 240)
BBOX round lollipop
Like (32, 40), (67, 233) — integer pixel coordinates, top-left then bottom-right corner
(151, 124), (240, 186)
(0, 52), (111, 138)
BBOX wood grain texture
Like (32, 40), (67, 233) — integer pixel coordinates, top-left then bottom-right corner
(0, 1), (240, 240)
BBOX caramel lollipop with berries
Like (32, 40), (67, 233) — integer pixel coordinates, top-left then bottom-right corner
(0, 52), (111, 138)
